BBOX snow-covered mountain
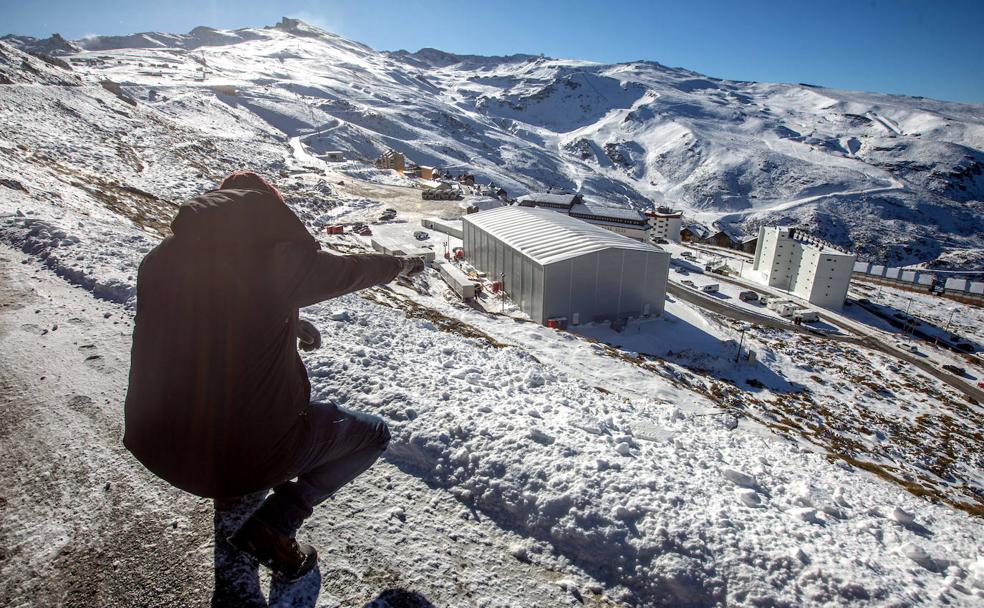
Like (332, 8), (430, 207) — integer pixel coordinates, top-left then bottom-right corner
(5, 17), (983, 267)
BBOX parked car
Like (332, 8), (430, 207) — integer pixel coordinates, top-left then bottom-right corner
(379, 209), (397, 221)
(942, 364), (965, 375)
(413, 230), (430, 240)
(355, 226), (373, 236)
(738, 290), (759, 302)
(793, 310), (819, 323)
(895, 342), (919, 354)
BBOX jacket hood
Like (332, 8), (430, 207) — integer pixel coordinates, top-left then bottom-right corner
(170, 188), (318, 250)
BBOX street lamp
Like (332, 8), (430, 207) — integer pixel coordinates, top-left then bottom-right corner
(904, 296), (915, 335)
(943, 306), (957, 334)
(735, 323), (751, 363)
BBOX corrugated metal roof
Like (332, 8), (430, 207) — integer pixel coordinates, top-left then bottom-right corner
(463, 206), (664, 266)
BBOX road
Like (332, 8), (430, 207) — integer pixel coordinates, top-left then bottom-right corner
(670, 250), (984, 405)
(668, 282), (814, 334)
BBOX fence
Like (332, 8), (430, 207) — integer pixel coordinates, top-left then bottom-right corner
(852, 261), (984, 306)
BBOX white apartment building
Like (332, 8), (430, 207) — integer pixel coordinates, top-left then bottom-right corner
(751, 226), (856, 310)
(646, 206), (683, 242)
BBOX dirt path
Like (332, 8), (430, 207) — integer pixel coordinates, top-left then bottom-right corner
(0, 245), (210, 608)
(0, 244), (613, 608)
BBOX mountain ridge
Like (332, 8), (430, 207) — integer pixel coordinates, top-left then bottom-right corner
(3, 18), (983, 268)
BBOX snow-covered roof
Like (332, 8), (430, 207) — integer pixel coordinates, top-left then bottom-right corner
(463, 206), (663, 265)
(570, 200), (646, 222)
(648, 206), (683, 218)
(516, 192), (579, 207)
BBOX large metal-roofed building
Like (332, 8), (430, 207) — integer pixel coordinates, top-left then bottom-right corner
(462, 206), (670, 325)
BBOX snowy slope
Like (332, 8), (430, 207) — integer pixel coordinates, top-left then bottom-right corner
(6, 18), (984, 267)
(3, 24), (984, 607)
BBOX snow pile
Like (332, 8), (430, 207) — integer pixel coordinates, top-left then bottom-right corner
(0, 214), (149, 307)
(298, 297), (984, 605)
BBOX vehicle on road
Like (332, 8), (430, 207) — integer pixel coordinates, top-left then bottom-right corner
(895, 341), (919, 354)
(942, 364), (966, 375)
(738, 290), (759, 302)
(700, 283), (719, 293)
(413, 231), (430, 241)
(681, 280), (696, 287)
(793, 310), (819, 323)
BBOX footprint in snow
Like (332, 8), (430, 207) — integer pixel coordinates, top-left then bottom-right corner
(737, 489), (762, 507)
(20, 323), (44, 335)
(722, 468), (757, 489)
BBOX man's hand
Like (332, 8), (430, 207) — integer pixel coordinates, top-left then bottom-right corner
(297, 318), (322, 352)
(398, 256), (426, 277)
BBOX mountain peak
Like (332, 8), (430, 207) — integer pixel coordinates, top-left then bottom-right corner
(0, 32), (80, 55)
(270, 17), (330, 38)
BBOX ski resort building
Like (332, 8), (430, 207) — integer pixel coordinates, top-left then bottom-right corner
(375, 149), (405, 174)
(516, 192), (650, 242)
(422, 217), (463, 239)
(751, 226), (856, 310)
(462, 206), (670, 325)
(701, 231), (735, 249)
(370, 235), (436, 262)
(645, 206), (683, 242)
(569, 200), (650, 241)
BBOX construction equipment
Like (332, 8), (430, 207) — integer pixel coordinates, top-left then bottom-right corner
(421, 183), (463, 200)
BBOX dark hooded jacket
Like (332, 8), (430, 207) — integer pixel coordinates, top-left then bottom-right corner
(123, 188), (402, 498)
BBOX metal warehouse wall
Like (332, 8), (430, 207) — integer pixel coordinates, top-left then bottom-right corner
(464, 219), (544, 321)
(464, 219), (669, 325)
(542, 248), (668, 324)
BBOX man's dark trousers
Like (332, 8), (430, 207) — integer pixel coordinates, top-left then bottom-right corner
(250, 402), (391, 536)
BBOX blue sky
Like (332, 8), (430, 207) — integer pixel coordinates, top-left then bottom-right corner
(3, 0), (982, 103)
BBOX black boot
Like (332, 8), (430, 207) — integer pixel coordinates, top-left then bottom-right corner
(212, 493), (268, 607)
(228, 516), (318, 583)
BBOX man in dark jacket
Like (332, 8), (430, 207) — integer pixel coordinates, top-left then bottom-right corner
(124, 171), (422, 584)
